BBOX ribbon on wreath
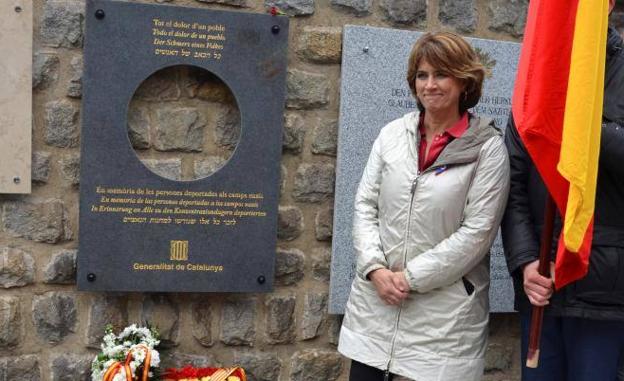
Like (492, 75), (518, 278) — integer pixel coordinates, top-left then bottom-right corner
(103, 344), (152, 381)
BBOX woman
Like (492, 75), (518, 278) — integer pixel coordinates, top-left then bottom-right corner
(338, 32), (510, 381)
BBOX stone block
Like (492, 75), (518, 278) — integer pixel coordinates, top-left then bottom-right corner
(43, 249), (77, 284)
(1, 355), (41, 381)
(380, 0), (426, 25)
(194, 156), (227, 178)
(142, 159), (182, 180)
(233, 352), (281, 381)
(265, 295), (296, 344)
(191, 300), (214, 347)
(286, 69), (330, 109)
(280, 165), (287, 196)
(0, 247), (35, 288)
(274, 248), (305, 286)
(293, 163), (335, 203)
(484, 343), (513, 372)
(67, 55), (83, 98)
(488, 0), (528, 37)
(32, 152), (51, 184)
(32, 53), (59, 90)
(141, 294), (180, 348)
(264, 0), (314, 16)
(220, 298), (256, 346)
(127, 106), (151, 149)
(154, 107), (204, 152)
(330, 0), (371, 15)
(85, 295), (128, 348)
(195, 0), (248, 6)
(32, 292), (77, 344)
(50, 354), (91, 381)
(327, 314), (342, 346)
(314, 207), (333, 241)
(298, 27), (342, 64)
(439, 0), (476, 33)
(1, 199), (67, 243)
(185, 68), (235, 103)
(290, 350), (343, 381)
(58, 153), (80, 186)
(214, 105), (241, 149)
(283, 113), (306, 154)
(134, 73), (180, 101)
(0, 297), (21, 348)
(44, 100), (80, 148)
(277, 205), (304, 241)
(160, 352), (219, 369)
(40, 1), (84, 48)
(301, 292), (327, 340)
(311, 118), (338, 156)
(311, 247), (331, 281)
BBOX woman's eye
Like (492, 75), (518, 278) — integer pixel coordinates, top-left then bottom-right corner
(435, 72), (448, 79)
(416, 73), (428, 80)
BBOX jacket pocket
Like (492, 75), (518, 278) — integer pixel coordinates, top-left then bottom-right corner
(573, 246), (624, 305)
(462, 277), (475, 296)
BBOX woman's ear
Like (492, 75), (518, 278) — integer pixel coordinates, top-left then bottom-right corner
(610, 0), (615, 14)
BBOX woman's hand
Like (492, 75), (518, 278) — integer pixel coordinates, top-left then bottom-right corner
(369, 269), (409, 305)
(522, 260), (555, 306)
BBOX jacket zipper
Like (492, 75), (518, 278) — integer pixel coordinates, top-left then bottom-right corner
(386, 174), (419, 376)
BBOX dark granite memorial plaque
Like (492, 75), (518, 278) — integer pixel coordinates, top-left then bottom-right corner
(330, 25), (519, 313)
(77, 0), (288, 292)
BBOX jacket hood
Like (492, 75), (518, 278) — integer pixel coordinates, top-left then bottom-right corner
(402, 111), (502, 168)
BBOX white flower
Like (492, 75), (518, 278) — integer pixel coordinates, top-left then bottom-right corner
(112, 371), (127, 381)
(132, 347), (146, 361)
(150, 350), (161, 367)
(92, 324), (160, 381)
(91, 368), (104, 381)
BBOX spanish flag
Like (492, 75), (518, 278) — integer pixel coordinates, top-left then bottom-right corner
(511, 0), (609, 289)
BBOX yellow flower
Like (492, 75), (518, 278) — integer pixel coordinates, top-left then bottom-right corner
(226, 377), (240, 381)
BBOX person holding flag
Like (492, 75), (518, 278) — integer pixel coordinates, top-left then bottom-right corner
(502, 0), (624, 379)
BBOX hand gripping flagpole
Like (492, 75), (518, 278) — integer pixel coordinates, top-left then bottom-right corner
(525, 194), (556, 368)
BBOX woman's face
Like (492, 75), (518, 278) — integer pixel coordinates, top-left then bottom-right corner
(415, 60), (465, 116)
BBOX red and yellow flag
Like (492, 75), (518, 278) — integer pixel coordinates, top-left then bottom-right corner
(511, 0), (609, 289)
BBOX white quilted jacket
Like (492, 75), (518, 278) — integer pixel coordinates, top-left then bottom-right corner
(338, 111), (510, 381)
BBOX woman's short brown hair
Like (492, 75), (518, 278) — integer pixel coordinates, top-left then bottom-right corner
(407, 32), (485, 113)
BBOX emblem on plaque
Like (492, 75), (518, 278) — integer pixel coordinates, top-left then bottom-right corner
(170, 240), (189, 261)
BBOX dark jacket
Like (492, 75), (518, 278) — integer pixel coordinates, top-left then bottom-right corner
(501, 26), (624, 320)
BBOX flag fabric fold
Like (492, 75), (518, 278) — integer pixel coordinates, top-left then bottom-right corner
(511, 0), (609, 289)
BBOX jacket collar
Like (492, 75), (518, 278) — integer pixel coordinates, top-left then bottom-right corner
(403, 111), (501, 168)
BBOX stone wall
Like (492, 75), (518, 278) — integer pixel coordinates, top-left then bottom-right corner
(9, 0), (618, 379)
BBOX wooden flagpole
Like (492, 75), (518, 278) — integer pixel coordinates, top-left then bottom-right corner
(526, 194), (557, 368)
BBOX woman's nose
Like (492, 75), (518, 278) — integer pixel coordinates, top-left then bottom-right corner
(425, 77), (436, 88)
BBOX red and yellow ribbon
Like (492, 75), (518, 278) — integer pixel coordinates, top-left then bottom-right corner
(103, 345), (152, 381)
(163, 366), (247, 381)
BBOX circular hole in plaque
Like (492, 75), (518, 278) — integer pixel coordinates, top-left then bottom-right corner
(127, 65), (241, 181)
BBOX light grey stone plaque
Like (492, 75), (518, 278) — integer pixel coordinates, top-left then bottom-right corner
(329, 25), (519, 314)
(0, 0), (32, 194)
